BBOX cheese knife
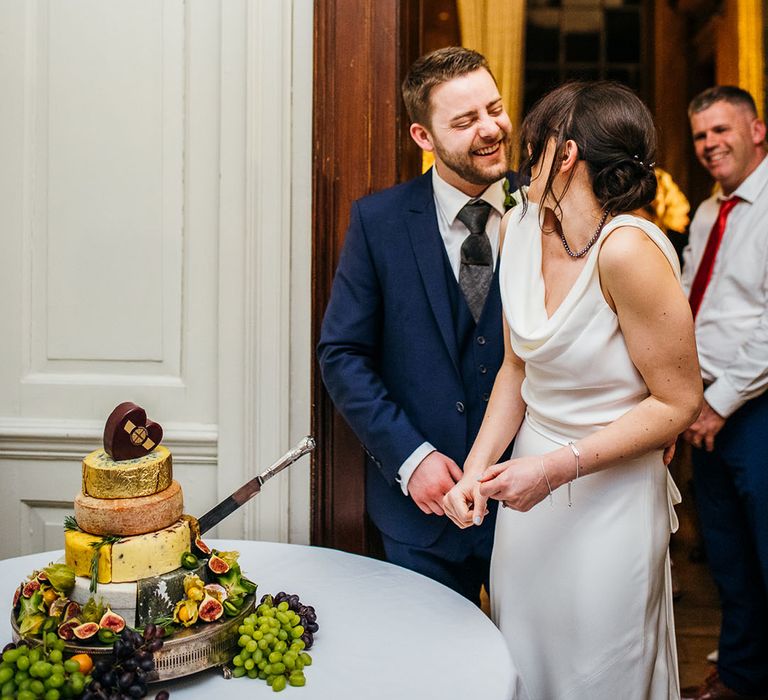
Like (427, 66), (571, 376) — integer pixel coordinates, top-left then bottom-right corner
(196, 436), (316, 535)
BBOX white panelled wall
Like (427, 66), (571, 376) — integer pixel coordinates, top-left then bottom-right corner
(0, 0), (314, 559)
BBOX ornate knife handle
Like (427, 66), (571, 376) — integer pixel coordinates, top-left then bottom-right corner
(258, 436), (316, 485)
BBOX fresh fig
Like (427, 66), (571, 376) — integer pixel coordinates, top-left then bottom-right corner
(22, 580), (41, 598)
(208, 554), (229, 575)
(97, 627), (117, 644)
(75, 620), (103, 641)
(73, 621), (100, 640)
(12, 584), (22, 609)
(99, 609), (126, 633)
(63, 601), (82, 622)
(58, 618), (81, 641)
(180, 551), (199, 570)
(49, 596), (70, 618)
(194, 537), (212, 556)
(197, 595), (224, 622)
(36, 571), (49, 583)
(203, 583), (227, 602)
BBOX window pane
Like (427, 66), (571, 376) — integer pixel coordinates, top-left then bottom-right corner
(524, 68), (561, 114)
(565, 68), (600, 82)
(606, 67), (640, 91)
(526, 9), (560, 62)
(605, 9), (640, 62)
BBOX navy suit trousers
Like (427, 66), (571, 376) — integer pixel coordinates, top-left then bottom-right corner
(692, 390), (768, 695)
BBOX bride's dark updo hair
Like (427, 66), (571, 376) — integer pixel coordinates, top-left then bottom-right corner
(520, 81), (657, 216)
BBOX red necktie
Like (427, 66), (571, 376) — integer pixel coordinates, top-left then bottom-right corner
(689, 197), (742, 318)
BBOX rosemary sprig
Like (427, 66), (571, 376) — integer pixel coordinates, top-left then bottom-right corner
(89, 535), (122, 593)
(63, 515), (81, 532)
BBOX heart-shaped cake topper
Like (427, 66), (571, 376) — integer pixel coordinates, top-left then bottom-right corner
(103, 402), (163, 461)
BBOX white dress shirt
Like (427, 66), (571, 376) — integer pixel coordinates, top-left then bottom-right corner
(681, 153), (768, 418)
(396, 168), (507, 495)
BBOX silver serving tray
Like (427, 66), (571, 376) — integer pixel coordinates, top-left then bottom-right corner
(11, 596), (254, 682)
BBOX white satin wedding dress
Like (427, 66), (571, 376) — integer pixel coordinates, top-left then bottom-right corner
(493, 204), (682, 700)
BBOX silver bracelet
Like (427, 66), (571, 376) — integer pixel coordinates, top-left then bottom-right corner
(567, 441), (580, 507)
(539, 457), (554, 506)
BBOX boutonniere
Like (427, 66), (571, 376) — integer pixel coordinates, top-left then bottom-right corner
(503, 181), (527, 211)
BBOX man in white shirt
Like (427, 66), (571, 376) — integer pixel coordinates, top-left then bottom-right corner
(318, 47), (521, 603)
(681, 86), (768, 700)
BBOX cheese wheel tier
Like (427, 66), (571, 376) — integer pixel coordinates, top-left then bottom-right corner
(64, 518), (191, 583)
(82, 446), (172, 499)
(74, 480), (183, 536)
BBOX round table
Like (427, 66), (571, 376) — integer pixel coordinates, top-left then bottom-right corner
(1, 540), (514, 699)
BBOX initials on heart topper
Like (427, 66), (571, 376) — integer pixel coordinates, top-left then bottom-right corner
(104, 402), (164, 461)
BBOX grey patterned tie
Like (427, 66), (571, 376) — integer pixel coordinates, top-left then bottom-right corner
(457, 200), (493, 322)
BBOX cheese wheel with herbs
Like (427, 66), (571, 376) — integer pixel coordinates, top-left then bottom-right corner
(74, 480), (184, 536)
(64, 518), (191, 583)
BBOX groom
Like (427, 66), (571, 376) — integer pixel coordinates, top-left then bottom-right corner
(318, 47), (520, 604)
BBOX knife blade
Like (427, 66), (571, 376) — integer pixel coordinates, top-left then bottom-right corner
(196, 436), (316, 535)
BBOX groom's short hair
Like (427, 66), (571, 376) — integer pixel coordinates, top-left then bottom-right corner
(688, 85), (758, 118)
(402, 47), (492, 127)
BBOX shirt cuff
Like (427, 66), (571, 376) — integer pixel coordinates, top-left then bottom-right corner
(396, 442), (436, 496)
(704, 376), (745, 419)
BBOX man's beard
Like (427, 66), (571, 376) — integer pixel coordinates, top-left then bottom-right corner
(433, 134), (511, 186)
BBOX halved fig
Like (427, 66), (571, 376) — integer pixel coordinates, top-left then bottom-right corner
(198, 595), (224, 622)
(63, 601), (82, 622)
(203, 583), (227, 602)
(57, 618), (80, 640)
(72, 621), (100, 640)
(36, 571), (49, 583)
(99, 609), (126, 633)
(58, 617), (82, 640)
(49, 597), (70, 618)
(208, 554), (230, 575)
(12, 584), (22, 609)
(194, 537), (212, 556)
(22, 580), (41, 598)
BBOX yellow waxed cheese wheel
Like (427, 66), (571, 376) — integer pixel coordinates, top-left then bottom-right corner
(82, 446), (172, 499)
(74, 480), (184, 536)
(64, 519), (192, 584)
(111, 519), (191, 582)
(64, 530), (113, 583)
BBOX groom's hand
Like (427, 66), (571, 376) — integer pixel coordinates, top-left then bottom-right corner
(408, 451), (463, 516)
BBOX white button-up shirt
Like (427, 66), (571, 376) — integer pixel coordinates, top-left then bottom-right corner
(396, 168), (506, 494)
(682, 153), (768, 418)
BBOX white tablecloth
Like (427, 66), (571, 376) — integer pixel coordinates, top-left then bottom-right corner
(1, 540), (514, 699)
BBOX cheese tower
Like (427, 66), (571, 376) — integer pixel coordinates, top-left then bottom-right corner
(64, 402), (196, 625)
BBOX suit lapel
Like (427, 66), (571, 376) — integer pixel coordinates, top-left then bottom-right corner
(404, 172), (460, 373)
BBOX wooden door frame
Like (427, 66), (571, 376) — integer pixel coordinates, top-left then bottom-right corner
(310, 0), (421, 553)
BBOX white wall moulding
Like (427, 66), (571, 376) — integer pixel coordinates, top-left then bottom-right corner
(0, 417), (218, 463)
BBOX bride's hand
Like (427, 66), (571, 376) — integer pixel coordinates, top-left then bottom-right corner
(478, 456), (551, 512)
(443, 476), (489, 529)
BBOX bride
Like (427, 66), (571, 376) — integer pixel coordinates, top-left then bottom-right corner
(443, 81), (702, 700)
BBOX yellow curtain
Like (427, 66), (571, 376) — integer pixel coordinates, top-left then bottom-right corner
(737, 0), (764, 118)
(422, 0), (527, 173)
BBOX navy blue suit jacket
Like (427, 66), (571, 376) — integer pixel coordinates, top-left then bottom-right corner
(318, 170), (517, 548)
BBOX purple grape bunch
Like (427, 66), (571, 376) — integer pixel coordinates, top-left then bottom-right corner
(82, 625), (169, 700)
(268, 592), (319, 650)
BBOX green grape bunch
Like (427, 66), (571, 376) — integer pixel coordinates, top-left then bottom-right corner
(229, 593), (318, 692)
(0, 634), (89, 699)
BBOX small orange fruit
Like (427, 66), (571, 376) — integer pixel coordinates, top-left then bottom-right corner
(69, 653), (94, 674)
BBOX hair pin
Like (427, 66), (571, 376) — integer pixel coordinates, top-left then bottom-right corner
(632, 154), (656, 170)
